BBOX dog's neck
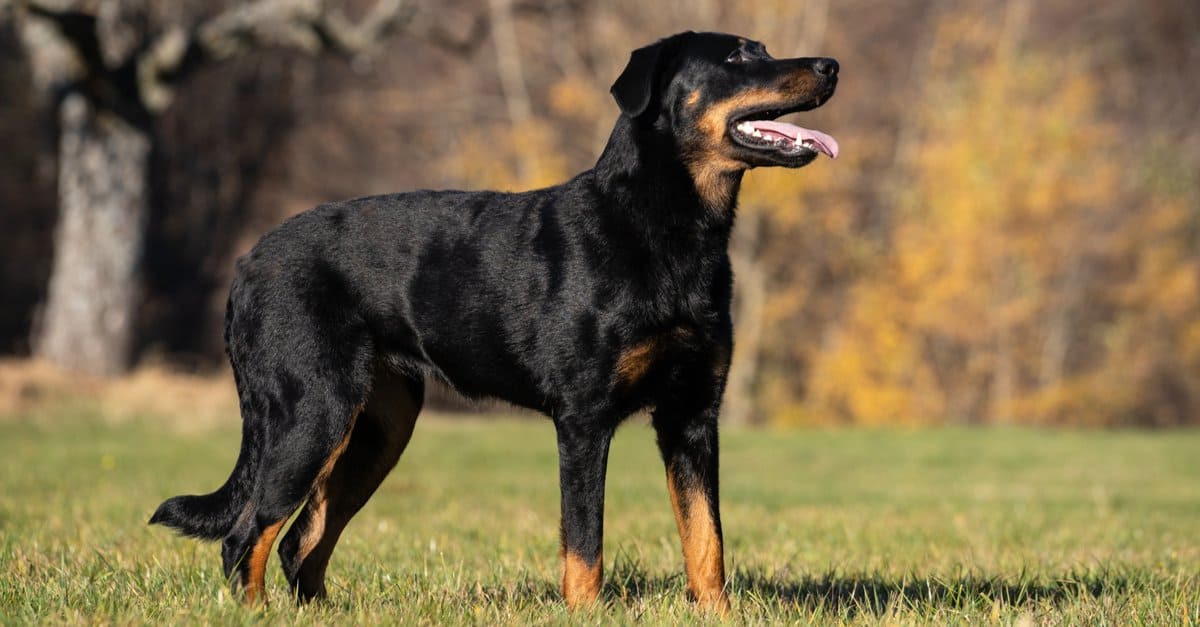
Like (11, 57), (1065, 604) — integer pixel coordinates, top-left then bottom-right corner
(592, 115), (743, 232)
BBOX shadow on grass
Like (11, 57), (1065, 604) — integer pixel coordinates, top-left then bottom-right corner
(600, 562), (1133, 615)
(750, 569), (1127, 614)
(462, 552), (1142, 615)
(435, 560), (1146, 617)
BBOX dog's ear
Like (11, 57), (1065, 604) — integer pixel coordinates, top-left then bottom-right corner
(610, 32), (693, 120)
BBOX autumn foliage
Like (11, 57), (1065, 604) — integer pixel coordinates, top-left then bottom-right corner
(780, 9), (1196, 426)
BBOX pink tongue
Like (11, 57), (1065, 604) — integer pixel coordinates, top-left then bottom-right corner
(750, 120), (840, 159)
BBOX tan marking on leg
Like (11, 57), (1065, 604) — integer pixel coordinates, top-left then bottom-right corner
(244, 519), (286, 605)
(292, 405), (362, 568)
(295, 498), (328, 569)
(560, 548), (603, 609)
(284, 376), (422, 600)
(666, 473), (729, 614)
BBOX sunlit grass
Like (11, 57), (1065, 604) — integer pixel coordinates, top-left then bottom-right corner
(2, 411), (1197, 624)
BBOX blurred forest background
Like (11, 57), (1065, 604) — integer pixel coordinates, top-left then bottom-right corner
(0, 0), (1197, 427)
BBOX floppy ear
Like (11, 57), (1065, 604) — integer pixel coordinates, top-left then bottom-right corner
(610, 32), (692, 120)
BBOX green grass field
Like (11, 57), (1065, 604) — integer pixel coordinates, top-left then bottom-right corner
(2, 411), (1198, 624)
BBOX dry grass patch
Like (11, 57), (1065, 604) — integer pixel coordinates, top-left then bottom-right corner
(0, 358), (237, 431)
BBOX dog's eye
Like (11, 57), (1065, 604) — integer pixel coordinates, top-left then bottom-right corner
(725, 49), (753, 64)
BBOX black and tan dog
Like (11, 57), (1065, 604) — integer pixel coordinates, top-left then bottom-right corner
(151, 31), (838, 613)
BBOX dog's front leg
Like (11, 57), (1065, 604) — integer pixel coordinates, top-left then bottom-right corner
(554, 418), (615, 609)
(652, 404), (731, 614)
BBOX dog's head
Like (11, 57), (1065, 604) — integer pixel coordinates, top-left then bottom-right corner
(612, 31), (839, 171)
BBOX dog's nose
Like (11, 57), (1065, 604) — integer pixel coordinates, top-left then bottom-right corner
(813, 58), (839, 78)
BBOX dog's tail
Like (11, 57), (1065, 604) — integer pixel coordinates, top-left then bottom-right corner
(149, 425), (258, 540)
(151, 288), (260, 540)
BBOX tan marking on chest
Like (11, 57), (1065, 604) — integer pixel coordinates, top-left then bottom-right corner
(614, 328), (699, 388)
(615, 336), (662, 387)
(687, 161), (742, 211)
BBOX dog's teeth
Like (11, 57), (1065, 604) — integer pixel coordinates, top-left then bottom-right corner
(752, 130), (762, 137)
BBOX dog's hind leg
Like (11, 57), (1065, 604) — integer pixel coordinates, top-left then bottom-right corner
(219, 355), (374, 605)
(278, 364), (424, 601)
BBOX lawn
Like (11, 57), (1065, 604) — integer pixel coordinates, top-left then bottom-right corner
(1, 410), (1198, 624)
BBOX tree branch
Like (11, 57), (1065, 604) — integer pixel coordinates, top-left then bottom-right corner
(136, 0), (414, 113)
(191, 0), (412, 61)
(19, 1), (103, 83)
(18, 0), (482, 115)
(405, 7), (490, 56)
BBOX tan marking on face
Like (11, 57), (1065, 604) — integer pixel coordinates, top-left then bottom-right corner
(560, 549), (603, 609)
(694, 87), (780, 145)
(294, 405), (363, 566)
(666, 472), (729, 615)
(244, 519), (286, 605)
(687, 87), (778, 210)
(685, 89), (702, 108)
(694, 75), (824, 145)
(777, 71), (824, 98)
(684, 71), (825, 210)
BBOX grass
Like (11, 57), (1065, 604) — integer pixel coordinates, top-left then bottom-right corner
(1, 408), (1198, 624)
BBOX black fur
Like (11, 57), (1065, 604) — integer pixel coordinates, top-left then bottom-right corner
(151, 31), (838, 608)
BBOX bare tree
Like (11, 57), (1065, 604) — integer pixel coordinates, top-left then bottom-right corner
(9, 0), (412, 375)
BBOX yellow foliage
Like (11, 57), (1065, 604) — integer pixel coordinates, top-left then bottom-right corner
(453, 118), (570, 192)
(548, 76), (607, 123)
(789, 12), (1176, 426)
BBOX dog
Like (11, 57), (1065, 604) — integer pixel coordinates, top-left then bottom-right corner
(151, 30), (838, 614)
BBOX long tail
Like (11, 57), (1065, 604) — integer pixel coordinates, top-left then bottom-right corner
(151, 287), (258, 540)
(149, 427), (257, 540)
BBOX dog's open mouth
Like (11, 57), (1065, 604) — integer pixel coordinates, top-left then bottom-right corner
(730, 117), (839, 159)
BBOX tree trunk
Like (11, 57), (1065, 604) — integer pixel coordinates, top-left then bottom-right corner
(35, 93), (150, 376)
